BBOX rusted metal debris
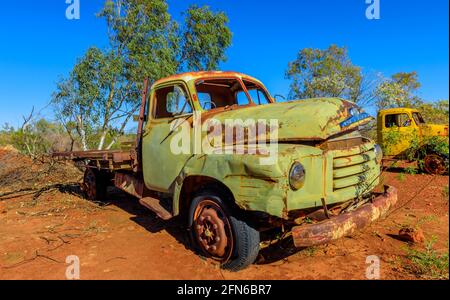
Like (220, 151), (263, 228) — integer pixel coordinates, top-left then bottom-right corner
(398, 227), (425, 244)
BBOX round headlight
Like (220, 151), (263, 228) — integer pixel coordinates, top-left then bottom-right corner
(374, 144), (383, 165)
(289, 162), (306, 191)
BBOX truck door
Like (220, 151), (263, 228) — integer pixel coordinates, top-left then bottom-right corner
(142, 82), (194, 192)
(381, 112), (418, 156)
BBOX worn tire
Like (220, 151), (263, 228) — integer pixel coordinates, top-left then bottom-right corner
(421, 153), (448, 175)
(83, 168), (108, 201)
(188, 192), (260, 272)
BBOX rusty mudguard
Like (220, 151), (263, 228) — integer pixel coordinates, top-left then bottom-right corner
(292, 186), (398, 248)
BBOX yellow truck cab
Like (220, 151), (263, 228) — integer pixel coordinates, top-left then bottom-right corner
(377, 108), (449, 174)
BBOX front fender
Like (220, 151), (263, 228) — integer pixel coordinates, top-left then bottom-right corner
(172, 145), (323, 219)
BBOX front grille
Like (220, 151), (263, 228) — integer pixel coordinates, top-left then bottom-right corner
(331, 141), (377, 192)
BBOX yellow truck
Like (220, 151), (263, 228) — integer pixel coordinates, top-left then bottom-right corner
(377, 108), (449, 175)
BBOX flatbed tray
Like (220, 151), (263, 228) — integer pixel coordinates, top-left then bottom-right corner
(52, 150), (134, 171)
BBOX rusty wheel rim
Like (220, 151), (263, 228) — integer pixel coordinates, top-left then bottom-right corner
(424, 154), (447, 175)
(193, 200), (233, 262)
(84, 169), (97, 200)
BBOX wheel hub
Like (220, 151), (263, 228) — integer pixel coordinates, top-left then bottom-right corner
(424, 154), (447, 175)
(193, 200), (233, 261)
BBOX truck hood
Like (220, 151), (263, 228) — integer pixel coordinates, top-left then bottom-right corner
(203, 98), (372, 141)
(420, 124), (449, 137)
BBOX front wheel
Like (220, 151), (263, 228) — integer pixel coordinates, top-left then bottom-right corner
(420, 154), (448, 175)
(188, 193), (260, 272)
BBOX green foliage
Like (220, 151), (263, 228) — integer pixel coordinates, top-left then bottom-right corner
(418, 100), (449, 124)
(397, 173), (406, 182)
(422, 136), (449, 156)
(98, 0), (180, 84)
(285, 45), (365, 103)
(181, 5), (232, 71)
(375, 72), (449, 125)
(382, 125), (448, 169)
(404, 166), (418, 175)
(415, 215), (438, 228)
(375, 72), (422, 110)
(53, 0), (232, 150)
(380, 126), (420, 158)
(403, 237), (449, 279)
(0, 124), (14, 146)
(443, 186), (449, 199)
(3, 119), (71, 159)
(411, 136), (449, 173)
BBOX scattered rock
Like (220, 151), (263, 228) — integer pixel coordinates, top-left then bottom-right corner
(398, 227), (425, 243)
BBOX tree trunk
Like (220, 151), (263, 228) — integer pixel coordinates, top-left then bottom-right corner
(105, 108), (137, 150)
(98, 130), (108, 150)
(80, 129), (88, 151)
(76, 115), (88, 151)
(106, 139), (116, 150)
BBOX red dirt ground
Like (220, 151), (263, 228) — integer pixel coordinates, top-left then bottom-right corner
(0, 147), (448, 280)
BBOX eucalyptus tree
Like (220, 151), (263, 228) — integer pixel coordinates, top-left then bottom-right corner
(286, 45), (372, 104)
(53, 0), (232, 150)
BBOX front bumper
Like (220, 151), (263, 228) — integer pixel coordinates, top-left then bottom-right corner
(292, 185), (398, 247)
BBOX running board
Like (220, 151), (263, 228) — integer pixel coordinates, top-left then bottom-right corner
(139, 197), (173, 221)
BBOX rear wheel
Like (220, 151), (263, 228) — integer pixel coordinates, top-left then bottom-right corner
(83, 168), (108, 201)
(188, 193), (260, 272)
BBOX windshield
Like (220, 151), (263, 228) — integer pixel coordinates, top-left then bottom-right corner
(412, 112), (426, 125)
(195, 78), (272, 111)
(195, 78), (249, 111)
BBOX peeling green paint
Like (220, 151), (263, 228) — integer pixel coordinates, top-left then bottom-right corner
(142, 72), (380, 219)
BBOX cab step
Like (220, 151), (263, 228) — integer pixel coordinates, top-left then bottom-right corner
(139, 197), (173, 221)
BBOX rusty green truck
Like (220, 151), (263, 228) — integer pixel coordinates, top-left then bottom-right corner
(54, 71), (398, 271)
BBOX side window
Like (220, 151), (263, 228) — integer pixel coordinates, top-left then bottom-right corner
(385, 113), (412, 128)
(154, 85), (192, 119)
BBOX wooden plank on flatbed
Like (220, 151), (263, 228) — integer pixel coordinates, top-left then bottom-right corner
(52, 150), (134, 171)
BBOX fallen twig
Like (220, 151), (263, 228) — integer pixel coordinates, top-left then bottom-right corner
(0, 182), (81, 201)
(1, 250), (64, 270)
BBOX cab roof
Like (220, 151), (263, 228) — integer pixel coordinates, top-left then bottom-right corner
(152, 71), (265, 88)
(379, 107), (420, 115)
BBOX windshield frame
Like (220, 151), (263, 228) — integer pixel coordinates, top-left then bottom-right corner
(241, 78), (274, 105)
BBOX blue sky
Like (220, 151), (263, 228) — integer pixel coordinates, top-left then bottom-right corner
(0, 0), (448, 127)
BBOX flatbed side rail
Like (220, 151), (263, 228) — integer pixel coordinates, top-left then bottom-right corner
(52, 150), (134, 171)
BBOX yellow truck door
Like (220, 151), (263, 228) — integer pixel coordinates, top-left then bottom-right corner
(379, 111), (418, 157)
